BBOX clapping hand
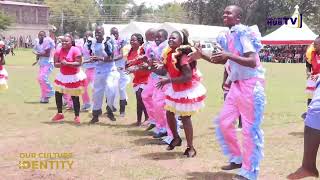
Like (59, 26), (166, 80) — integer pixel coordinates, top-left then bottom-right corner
(90, 56), (99, 62)
(61, 59), (68, 65)
(136, 55), (148, 63)
(187, 46), (203, 63)
(156, 78), (170, 89)
(152, 60), (164, 69)
(125, 66), (138, 74)
(209, 50), (229, 64)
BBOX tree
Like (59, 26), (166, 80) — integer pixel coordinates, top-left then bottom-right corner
(97, 0), (130, 23)
(45, 0), (100, 36)
(183, 0), (320, 35)
(154, 3), (189, 23)
(0, 14), (12, 30)
(126, 2), (188, 23)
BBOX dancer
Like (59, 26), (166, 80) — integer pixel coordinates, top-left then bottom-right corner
(155, 30), (206, 157)
(90, 26), (117, 123)
(0, 41), (8, 92)
(141, 28), (158, 130)
(141, 29), (169, 138)
(302, 36), (320, 119)
(62, 33), (80, 110)
(206, 5), (264, 180)
(32, 31), (55, 103)
(287, 81), (320, 180)
(111, 27), (130, 116)
(81, 31), (95, 111)
(126, 33), (150, 126)
(189, 5), (265, 180)
(51, 35), (86, 124)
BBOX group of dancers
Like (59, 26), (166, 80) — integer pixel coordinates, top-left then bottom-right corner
(0, 4), (319, 180)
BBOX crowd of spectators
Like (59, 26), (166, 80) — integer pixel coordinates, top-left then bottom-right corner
(260, 45), (308, 63)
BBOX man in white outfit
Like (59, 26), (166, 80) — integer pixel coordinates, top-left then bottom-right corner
(90, 26), (117, 123)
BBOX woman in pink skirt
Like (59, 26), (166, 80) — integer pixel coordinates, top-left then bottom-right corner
(156, 30), (206, 157)
(51, 35), (86, 124)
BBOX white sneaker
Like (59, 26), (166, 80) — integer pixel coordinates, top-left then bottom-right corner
(161, 136), (173, 145)
(81, 104), (91, 112)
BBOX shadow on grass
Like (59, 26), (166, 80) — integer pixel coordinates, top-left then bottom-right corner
(47, 107), (57, 110)
(131, 137), (166, 146)
(41, 121), (90, 127)
(141, 151), (184, 160)
(24, 101), (41, 104)
(98, 123), (139, 129)
(186, 171), (236, 180)
(126, 129), (153, 137)
(289, 131), (304, 138)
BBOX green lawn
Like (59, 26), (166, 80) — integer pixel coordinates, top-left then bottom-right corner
(0, 49), (317, 179)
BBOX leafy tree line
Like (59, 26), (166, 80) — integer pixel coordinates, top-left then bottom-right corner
(183, 0), (320, 35)
(0, 14), (12, 30)
(3, 0), (319, 36)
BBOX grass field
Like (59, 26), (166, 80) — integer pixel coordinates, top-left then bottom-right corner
(0, 49), (318, 180)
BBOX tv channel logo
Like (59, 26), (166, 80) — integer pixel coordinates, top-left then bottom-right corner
(266, 14), (303, 28)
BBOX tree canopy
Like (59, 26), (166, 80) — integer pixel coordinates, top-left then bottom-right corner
(0, 14), (12, 30)
(40, 0), (319, 35)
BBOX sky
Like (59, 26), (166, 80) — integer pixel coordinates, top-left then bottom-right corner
(133, 0), (188, 8)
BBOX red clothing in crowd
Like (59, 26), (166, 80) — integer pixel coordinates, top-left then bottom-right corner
(127, 47), (151, 87)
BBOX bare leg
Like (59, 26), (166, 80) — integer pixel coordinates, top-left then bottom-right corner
(166, 111), (178, 138)
(287, 126), (320, 179)
(181, 116), (196, 157)
(181, 116), (193, 149)
(166, 111), (182, 150)
(136, 89), (143, 126)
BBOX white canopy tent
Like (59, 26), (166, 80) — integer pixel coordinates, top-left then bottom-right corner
(102, 24), (127, 35)
(159, 22), (228, 42)
(102, 21), (233, 42)
(262, 5), (317, 45)
(119, 21), (162, 41)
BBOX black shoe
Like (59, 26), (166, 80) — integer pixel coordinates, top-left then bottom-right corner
(90, 110), (102, 124)
(119, 100), (127, 116)
(145, 124), (156, 131)
(153, 132), (167, 139)
(232, 175), (249, 180)
(92, 109), (102, 117)
(112, 106), (117, 112)
(106, 106), (116, 121)
(107, 113), (116, 121)
(89, 116), (99, 124)
(183, 147), (197, 158)
(221, 162), (242, 170)
(105, 105), (117, 112)
(166, 137), (182, 151)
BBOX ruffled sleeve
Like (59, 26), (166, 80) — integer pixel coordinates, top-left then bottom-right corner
(232, 24), (263, 53)
(216, 32), (228, 51)
(162, 47), (171, 65)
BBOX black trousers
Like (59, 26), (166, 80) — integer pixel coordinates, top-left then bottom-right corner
(55, 91), (80, 116)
